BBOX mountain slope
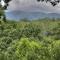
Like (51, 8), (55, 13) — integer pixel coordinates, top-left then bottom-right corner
(5, 11), (60, 20)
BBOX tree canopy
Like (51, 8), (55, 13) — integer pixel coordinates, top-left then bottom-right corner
(0, 0), (12, 22)
(37, 0), (60, 6)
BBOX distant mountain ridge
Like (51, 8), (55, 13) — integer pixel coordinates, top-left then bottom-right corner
(5, 11), (60, 20)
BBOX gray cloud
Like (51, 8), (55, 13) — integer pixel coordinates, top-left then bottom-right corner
(8, 0), (60, 13)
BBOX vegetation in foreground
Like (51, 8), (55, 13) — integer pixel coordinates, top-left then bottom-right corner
(0, 18), (60, 60)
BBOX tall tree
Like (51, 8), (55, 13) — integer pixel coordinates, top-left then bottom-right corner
(0, 0), (11, 22)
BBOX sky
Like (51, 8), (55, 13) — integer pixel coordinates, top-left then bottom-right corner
(7, 0), (60, 13)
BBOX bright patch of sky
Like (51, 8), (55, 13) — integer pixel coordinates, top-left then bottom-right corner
(0, 0), (5, 7)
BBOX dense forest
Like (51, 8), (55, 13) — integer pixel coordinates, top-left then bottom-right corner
(0, 18), (60, 60)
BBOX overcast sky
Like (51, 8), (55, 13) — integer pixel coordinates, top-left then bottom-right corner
(8, 0), (60, 13)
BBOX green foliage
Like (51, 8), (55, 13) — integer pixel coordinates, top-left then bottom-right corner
(50, 40), (60, 60)
(14, 38), (50, 60)
(0, 18), (60, 60)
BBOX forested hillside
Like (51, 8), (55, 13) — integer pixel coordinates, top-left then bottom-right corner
(0, 18), (60, 60)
